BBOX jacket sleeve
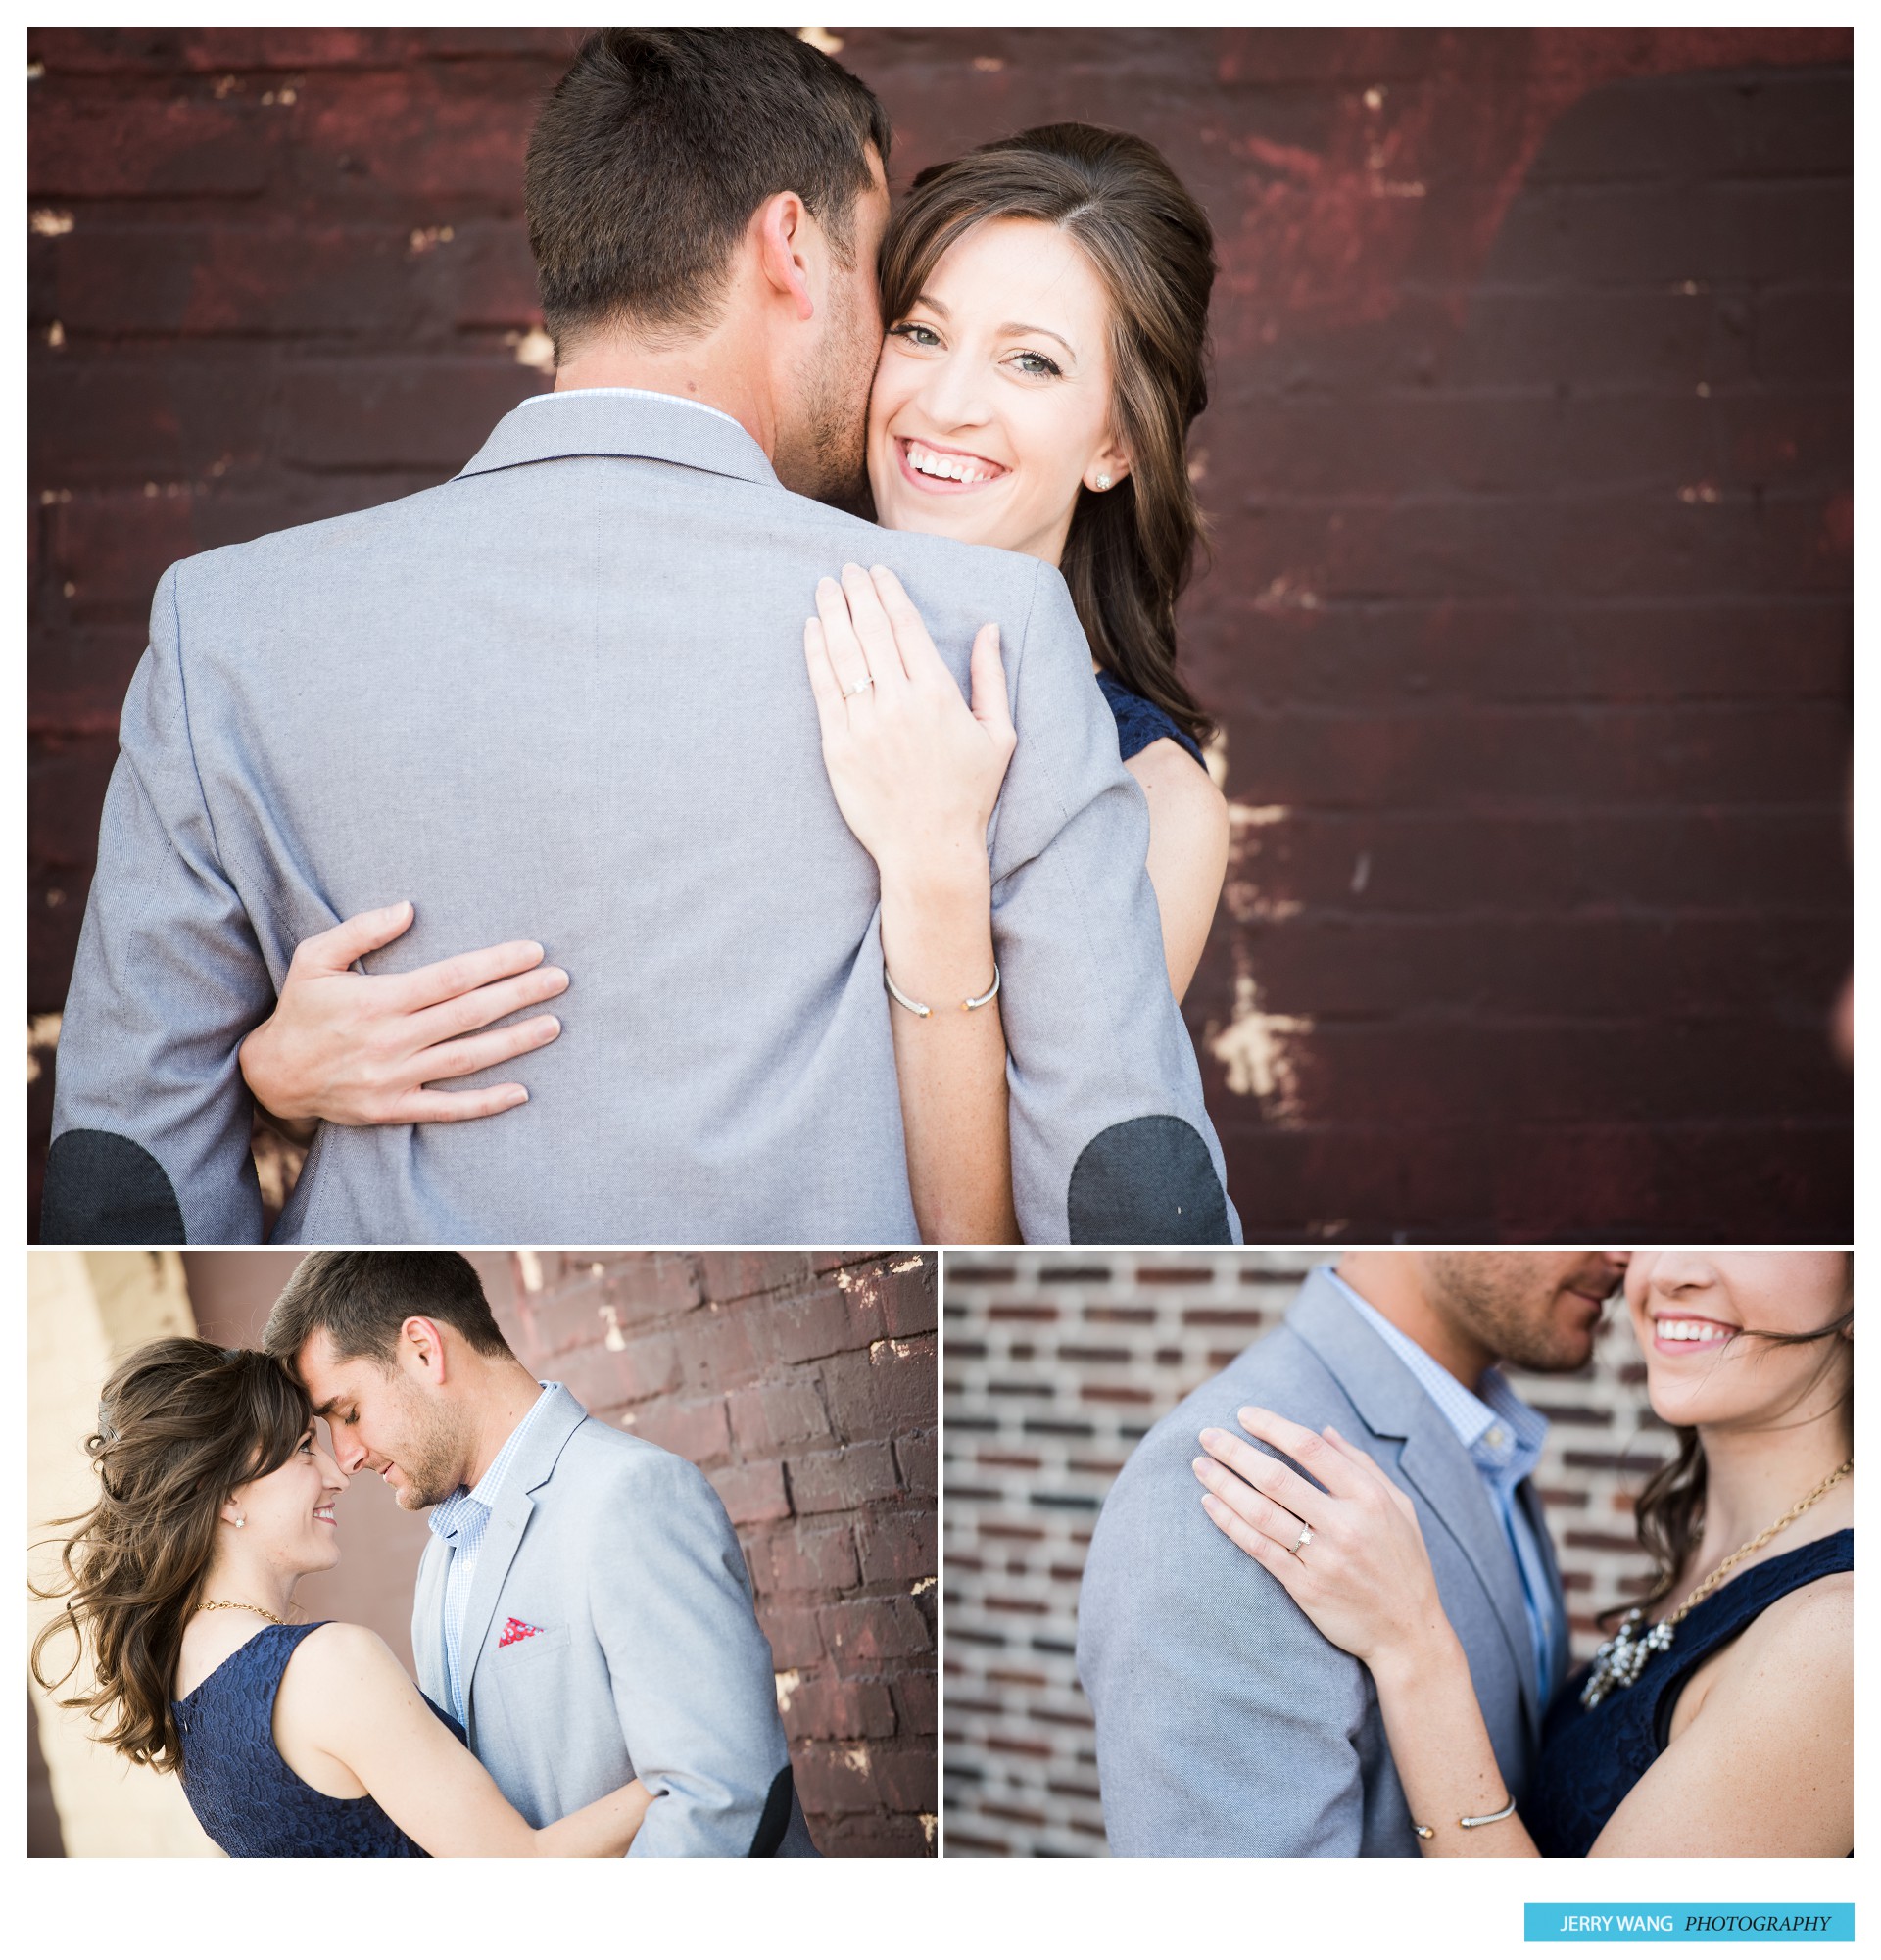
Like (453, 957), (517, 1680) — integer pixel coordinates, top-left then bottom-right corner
(44, 563), (271, 1244)
(1076, 1430), (1375, 1856)
(592, 1455), (797, 1857)
(989, 562), (1239, 1244)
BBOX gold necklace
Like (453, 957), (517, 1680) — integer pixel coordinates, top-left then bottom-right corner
(200, 1600), (293, 1627)
(1581, 1457), (1852, 1709)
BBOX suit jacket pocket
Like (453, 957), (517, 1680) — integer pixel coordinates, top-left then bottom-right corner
(484, 1620), (571, 1672)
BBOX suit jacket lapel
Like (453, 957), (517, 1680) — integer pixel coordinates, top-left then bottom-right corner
(458, 1386), (591, 1729)
(1517, 1471), (1569, 1697)
(1288, 1271), (1544, 1738)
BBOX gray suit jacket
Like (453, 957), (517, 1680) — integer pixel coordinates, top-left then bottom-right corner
(45, 390), (1238, 1245)
(411, 1385), (816, 1857)
(1076, 1267), (1567, 1856)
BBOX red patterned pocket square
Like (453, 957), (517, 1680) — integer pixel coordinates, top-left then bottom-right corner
(498, 1616), (546, 1648)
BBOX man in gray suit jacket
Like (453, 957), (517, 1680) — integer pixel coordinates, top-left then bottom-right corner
(265, 1251), (816, 1856)
(44, 27), (1236, 1246)
(1078, 1251), (1626, 1855)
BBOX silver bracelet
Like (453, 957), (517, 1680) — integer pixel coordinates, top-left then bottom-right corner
(1413, 1793), (1517, 1841)
(884, 961), (1000, 1018)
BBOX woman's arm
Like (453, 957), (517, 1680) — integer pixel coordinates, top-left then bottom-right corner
(1127, 737), (1229, 1001)
(274, 1623), (655, 1857)
(804, 564), (1019, 1244)
(239, 902), (567, 1129)
(803, 567), (1228, 1242)
(1196, 1412), (1855, 1859)
(1586, 1575), (1851, 1856)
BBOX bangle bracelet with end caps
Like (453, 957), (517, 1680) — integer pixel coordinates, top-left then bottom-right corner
(1413, 1793), (1518, 1840)
(885, 962), (1000, 1018)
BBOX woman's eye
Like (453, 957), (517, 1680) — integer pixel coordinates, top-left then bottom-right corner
(889, 322), (941, 349)
(1010, 350), (1063, 379)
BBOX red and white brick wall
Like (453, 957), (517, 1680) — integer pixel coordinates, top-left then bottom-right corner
(941, 1251), (1669, 1857)
(506, 1249), (938, 1857)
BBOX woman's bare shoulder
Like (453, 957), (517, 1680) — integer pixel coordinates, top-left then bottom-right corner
(1126, 737), (1228, 829)
(1712, 1567), (1853, 1698)
(283, 1619), (404, 1685)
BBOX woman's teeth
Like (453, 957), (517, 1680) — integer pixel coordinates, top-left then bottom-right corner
(1657, 1319), (1732, 1344)
(313, 1505), (336, 1524)
(907, 443), (999, 484)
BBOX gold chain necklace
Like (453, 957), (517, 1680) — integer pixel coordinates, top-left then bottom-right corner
(200, 1600), (293, 1627)
(1581, 1457), (1852, 1709)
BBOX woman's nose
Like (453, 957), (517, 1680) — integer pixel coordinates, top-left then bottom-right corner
(915, 351), (992, 433)
(1649, 1247), (1718, 1295)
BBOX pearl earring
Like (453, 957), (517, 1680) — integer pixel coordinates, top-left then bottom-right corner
(1095, 473), (1112, 492)
(233, 1516), (245, 1528)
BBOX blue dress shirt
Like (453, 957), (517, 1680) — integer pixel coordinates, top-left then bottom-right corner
(426, 1383), (558, 1726)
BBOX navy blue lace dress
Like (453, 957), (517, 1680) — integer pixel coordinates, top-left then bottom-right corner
(1526, 1529), (1853, 1857)
(1095, 669), (1206, 769)
(173, 1621), (464, 1857)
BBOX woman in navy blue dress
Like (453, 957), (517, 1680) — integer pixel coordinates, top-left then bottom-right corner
(33, 1339), (657, 1857)
(236, 126), (1231, 1245)
(1196, 1250), (1853, 1856)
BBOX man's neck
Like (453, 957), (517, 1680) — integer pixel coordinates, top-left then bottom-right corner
(555, 329), (774, 459)
(461, 1361), (548, 1490)
(1335, 1253), (1496, 1387)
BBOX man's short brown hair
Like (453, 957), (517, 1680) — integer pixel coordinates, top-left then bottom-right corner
(264, 1251), (513, 1372)
(525, 27), (892, 353)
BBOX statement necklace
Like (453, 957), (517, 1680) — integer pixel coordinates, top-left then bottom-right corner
(1580, 1458), (1852, 1710)
(200, 1600), (292, 1627)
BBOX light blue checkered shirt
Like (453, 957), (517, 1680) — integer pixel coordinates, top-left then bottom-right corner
(1326, 1269), (1562, 1709)
(427, 1383), (557, 1727)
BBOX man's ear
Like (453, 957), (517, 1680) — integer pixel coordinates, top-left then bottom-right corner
(754, 189), (817, 322)
(399, 1315), (449, 1385)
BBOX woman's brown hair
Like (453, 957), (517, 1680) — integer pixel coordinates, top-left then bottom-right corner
(30, 1338), (313, 1772)
(879, 123), (1217, 745)
(1616, 1255), (1854, 1622)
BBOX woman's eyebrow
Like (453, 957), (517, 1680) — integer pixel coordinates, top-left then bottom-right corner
(1001, 321), (1076, 359)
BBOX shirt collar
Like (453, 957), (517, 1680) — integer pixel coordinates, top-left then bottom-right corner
(515, 385), (747, 434)
(1325, 1267), (1546, 1473)
(427, 1383), (556, 1544)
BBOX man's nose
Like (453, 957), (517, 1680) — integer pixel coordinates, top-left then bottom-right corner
(331, 1432), (367, 1472)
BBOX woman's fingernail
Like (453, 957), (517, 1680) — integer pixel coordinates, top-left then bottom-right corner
(506, 1087), (528, 1106)
(537, 1016), (561, 1035)
(1199, 1427), (1226, 1449)
(541, 966), (568, 988)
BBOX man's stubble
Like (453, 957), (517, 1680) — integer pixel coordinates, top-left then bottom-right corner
(385, 1373), (473, 1511)
(1423, 1250), (1616, 1374)
(773, 258), (878, 508)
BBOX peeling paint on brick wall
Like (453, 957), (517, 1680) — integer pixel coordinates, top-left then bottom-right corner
(506, 1249), (938, 1857)
(26, 28), (1851, 1239)
(942, 1251), (1670, 1857)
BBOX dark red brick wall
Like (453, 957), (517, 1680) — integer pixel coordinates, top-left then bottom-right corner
(505, 1249), (938, 1857)
(28, 28), (1853, 1239)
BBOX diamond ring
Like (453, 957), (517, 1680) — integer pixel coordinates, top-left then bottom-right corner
(842, 675), (873, 699)
(1292, 1522), (1314, 1555)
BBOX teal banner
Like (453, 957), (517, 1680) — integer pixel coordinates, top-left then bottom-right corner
(1525, 1907), (1853, 1944)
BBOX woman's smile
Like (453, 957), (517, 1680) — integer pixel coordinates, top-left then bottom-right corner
(894, 434), (1011, 492)
(1650, 1313), (1737, 1355)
